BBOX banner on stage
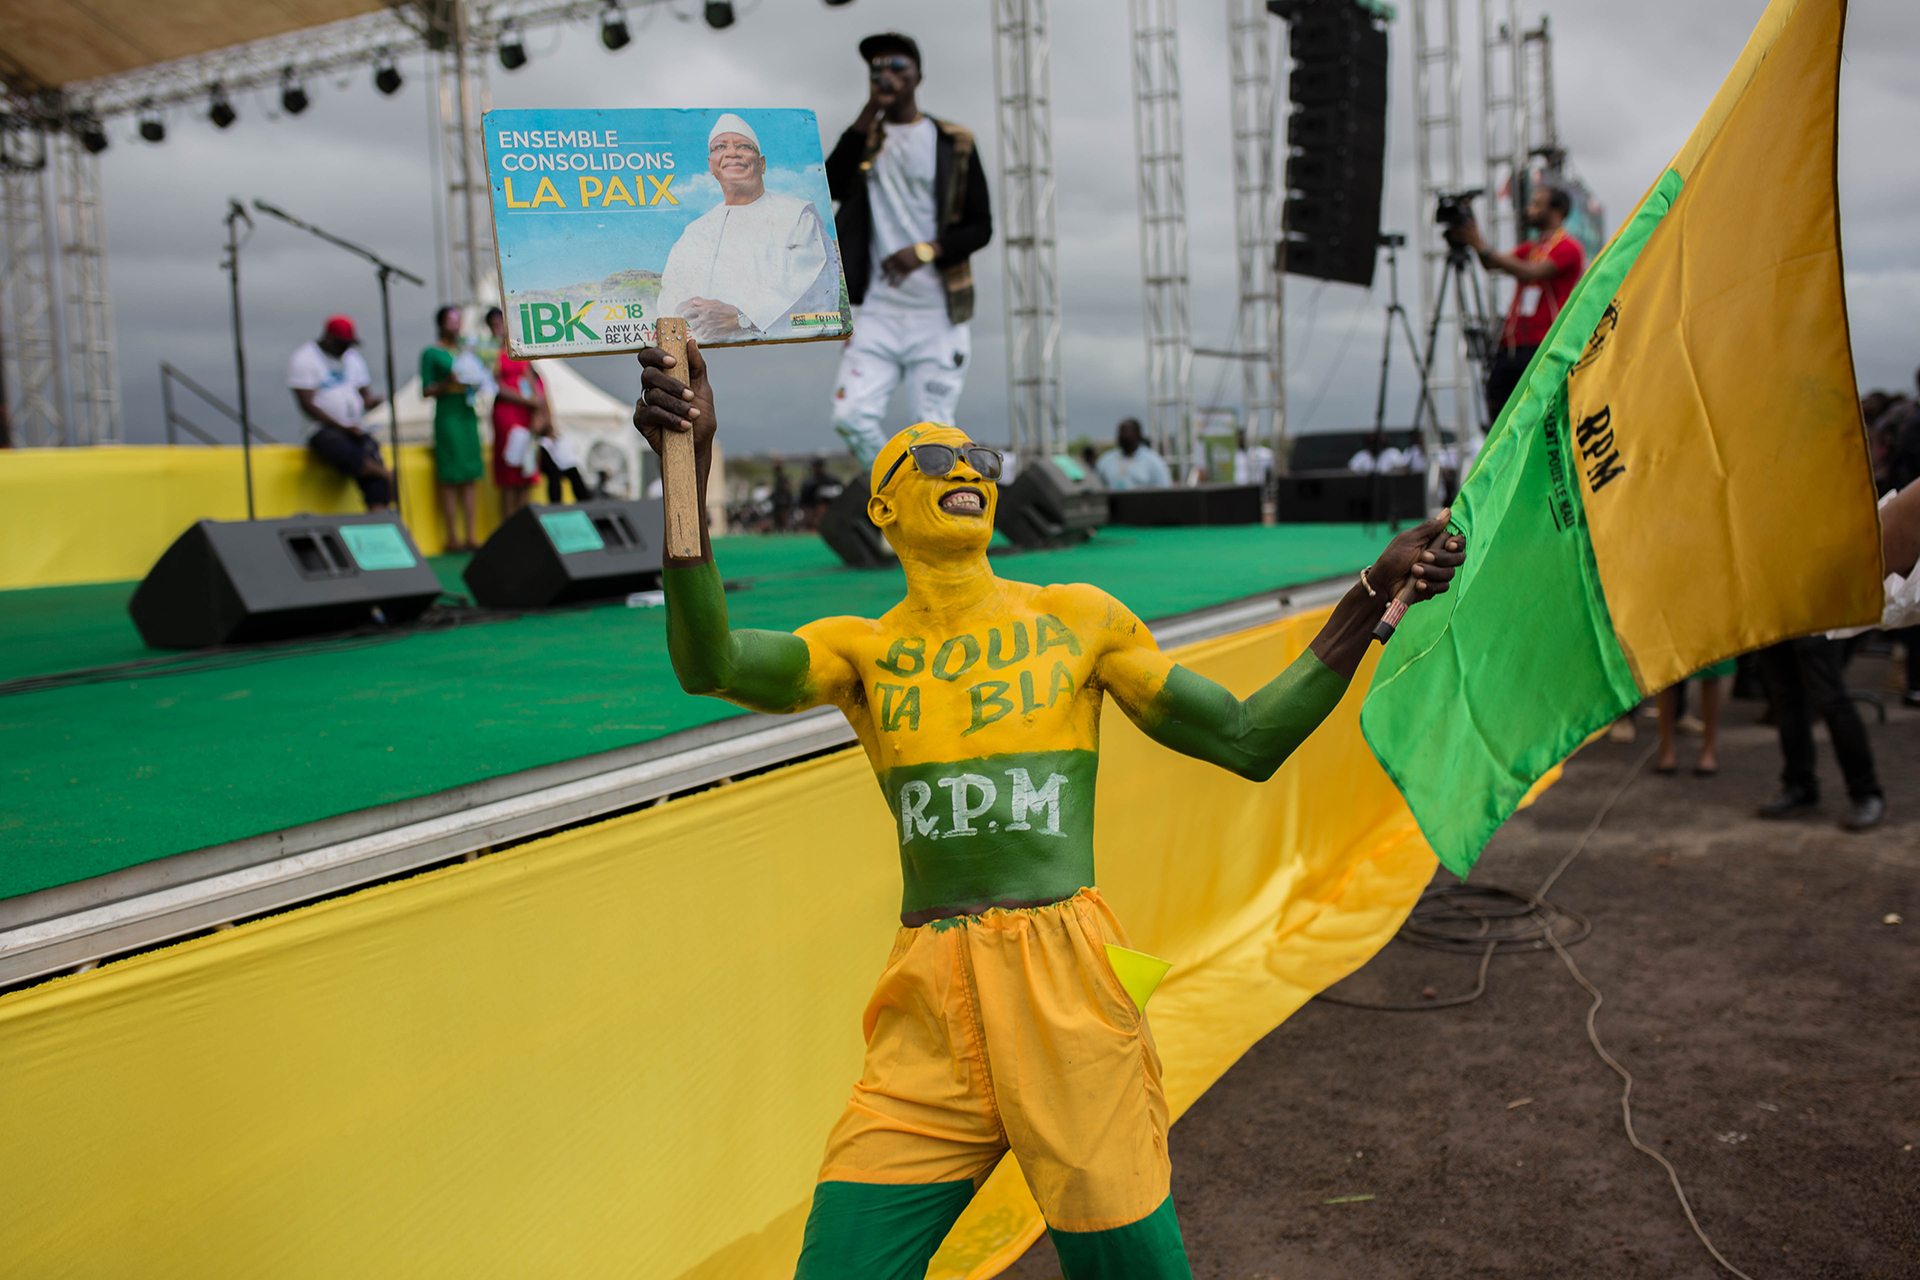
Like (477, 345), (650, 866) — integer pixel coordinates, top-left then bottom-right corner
(483, 108), (852, 357)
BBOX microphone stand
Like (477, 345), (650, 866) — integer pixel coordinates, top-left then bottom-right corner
(222, 200), (256, 519)
(251, 199), (426, 518)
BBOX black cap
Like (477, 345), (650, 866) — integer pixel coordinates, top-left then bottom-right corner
(859, 31), (921, 68)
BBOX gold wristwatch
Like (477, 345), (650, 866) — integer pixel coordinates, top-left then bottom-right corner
(913, 241), (937, 264)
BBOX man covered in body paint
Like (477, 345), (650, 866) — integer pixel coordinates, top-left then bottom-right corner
(632, 340), (1464, 1280)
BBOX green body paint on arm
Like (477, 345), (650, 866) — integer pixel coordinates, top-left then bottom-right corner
(662, 561), (814, 713)
(1142, 650), (1348, 782)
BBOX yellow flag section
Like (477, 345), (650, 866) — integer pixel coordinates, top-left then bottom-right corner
(0, 607), (1440, 1280)
(1565, 0), (1880, 690)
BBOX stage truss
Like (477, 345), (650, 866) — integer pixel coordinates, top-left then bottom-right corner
(992, 0), (1067, 456)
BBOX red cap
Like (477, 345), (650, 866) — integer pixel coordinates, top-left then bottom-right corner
(322, 315), (358, 344)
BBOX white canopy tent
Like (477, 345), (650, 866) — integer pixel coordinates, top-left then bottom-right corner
(362, 357), (722, 528)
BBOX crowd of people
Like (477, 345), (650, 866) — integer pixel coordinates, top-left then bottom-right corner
(287, 304), (602, 549)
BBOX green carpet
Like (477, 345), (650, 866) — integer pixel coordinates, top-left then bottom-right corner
(0, 525), (1389, 900)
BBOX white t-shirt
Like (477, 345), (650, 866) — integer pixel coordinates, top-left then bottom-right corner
(862, 117), (945, 316)
(657, 190), (834, 336)
(1233, 445), (1275, 486)
(1096, 445), (1173, 491)
(287, 341), (371, 435)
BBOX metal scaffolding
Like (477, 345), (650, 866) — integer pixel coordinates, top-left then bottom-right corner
(1227, 0), (1283, 457)
(991, 0), (1066, 456)
(1409, 0), (1473, 448)
(0, 129), (61, 446)
(434, 12), (499, 313)
(54, 132), (120, 443)
(1129, 0), (1195, 469)
(1478, 0), (1524, 324)
(1522, 16), (1558, 161)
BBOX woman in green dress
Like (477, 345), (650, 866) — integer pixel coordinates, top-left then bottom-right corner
(422, 305), (484, 551)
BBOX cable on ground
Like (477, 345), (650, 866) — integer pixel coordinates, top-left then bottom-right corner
(1316, 739), (1757, 1279)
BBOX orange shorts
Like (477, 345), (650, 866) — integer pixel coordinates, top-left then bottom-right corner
(817, 887), (1170, 1234)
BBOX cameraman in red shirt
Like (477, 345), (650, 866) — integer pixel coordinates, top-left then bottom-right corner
(1450, 184), (1584, 421)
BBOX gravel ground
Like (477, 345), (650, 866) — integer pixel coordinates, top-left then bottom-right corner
(1006, 656), (1919, 1279)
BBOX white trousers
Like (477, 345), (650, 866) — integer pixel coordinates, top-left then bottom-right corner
(829, 308), (971, 469)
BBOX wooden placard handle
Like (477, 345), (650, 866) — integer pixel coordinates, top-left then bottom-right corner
(1372, 523), (1456, 644)
(654, 317), (703, 560)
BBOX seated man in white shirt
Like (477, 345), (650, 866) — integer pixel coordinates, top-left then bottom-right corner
(1095, 417), (1174, 490)
(288, 315), (391, 510)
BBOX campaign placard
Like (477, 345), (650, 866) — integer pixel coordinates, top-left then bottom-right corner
(484, 108), (852, 357)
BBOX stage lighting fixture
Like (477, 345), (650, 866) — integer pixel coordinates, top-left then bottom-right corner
(208, 86), (237, 130)
(374, 60), (404, 95)
(138, 107), (165, 144)
(280, 70), (310, 116)
(600, 4), (631, 51)
(498, 25), (529, 71)
(704, 2), (736, 28)
(75, 115), (109, 154)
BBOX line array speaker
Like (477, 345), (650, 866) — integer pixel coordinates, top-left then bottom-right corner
(463, 499), (665, 607)
(1272, 0), (1389, 287)
(129, 515), (443, 649)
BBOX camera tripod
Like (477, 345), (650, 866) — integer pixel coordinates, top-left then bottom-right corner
(1366, 234), (1448, 525)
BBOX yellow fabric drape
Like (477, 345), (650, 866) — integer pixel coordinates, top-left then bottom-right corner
(0, 607), (1443, 1278)
(0, 444), (503, 589)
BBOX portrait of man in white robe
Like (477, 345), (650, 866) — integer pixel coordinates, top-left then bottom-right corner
(656, 114), (839, 344)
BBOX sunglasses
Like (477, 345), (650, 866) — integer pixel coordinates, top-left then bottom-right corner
(877, 443), (1005, 492)
(870, 56), (915, 73)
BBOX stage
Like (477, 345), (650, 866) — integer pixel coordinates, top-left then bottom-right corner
(0, 522), (1394, 982)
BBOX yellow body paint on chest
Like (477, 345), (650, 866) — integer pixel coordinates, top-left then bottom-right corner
(821, 583), (1161, 774)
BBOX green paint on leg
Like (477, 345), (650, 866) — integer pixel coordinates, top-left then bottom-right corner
(1048, 1196), (1194, 1280)
(793, 1180), (977, 1280)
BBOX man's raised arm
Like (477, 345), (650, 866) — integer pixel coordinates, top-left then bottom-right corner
(633, 341), (851, 715)
(1096, 514), (1464, 781)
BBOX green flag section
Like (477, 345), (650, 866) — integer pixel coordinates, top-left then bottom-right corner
(1362, 0), (1882, 878)
(1359, 177), (1678, 877)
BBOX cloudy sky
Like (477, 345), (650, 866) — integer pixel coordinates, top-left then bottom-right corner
(84, 0), (1920, 456)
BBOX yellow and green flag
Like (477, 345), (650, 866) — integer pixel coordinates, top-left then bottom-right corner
(1362, 0), (1882, 876)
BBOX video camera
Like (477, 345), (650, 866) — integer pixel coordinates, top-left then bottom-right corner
(1434, 188), (1483, 230)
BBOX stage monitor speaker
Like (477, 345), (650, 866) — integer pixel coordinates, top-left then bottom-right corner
(1274, 471), (1426, 524)
(1107, 484), (1263, 528)
(818, 474), (897, 568)
(995, 456), (1109, 549)
(463, 499), (664, 608)
(129, 514), (443, 649)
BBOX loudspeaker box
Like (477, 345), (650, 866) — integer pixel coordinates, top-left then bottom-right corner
(995, 456), (1109, 549)
(818, 474), (896, 568)
(464, 499), (665, 608)
(129, 514), (443, 649)
(1106, 484), (1264, 527)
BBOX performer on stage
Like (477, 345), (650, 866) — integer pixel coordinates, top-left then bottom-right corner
(632, 339), (1463, 1278)
(825, 32), (992, 467)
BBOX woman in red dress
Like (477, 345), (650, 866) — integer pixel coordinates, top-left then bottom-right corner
(487, 306), (546, 520)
